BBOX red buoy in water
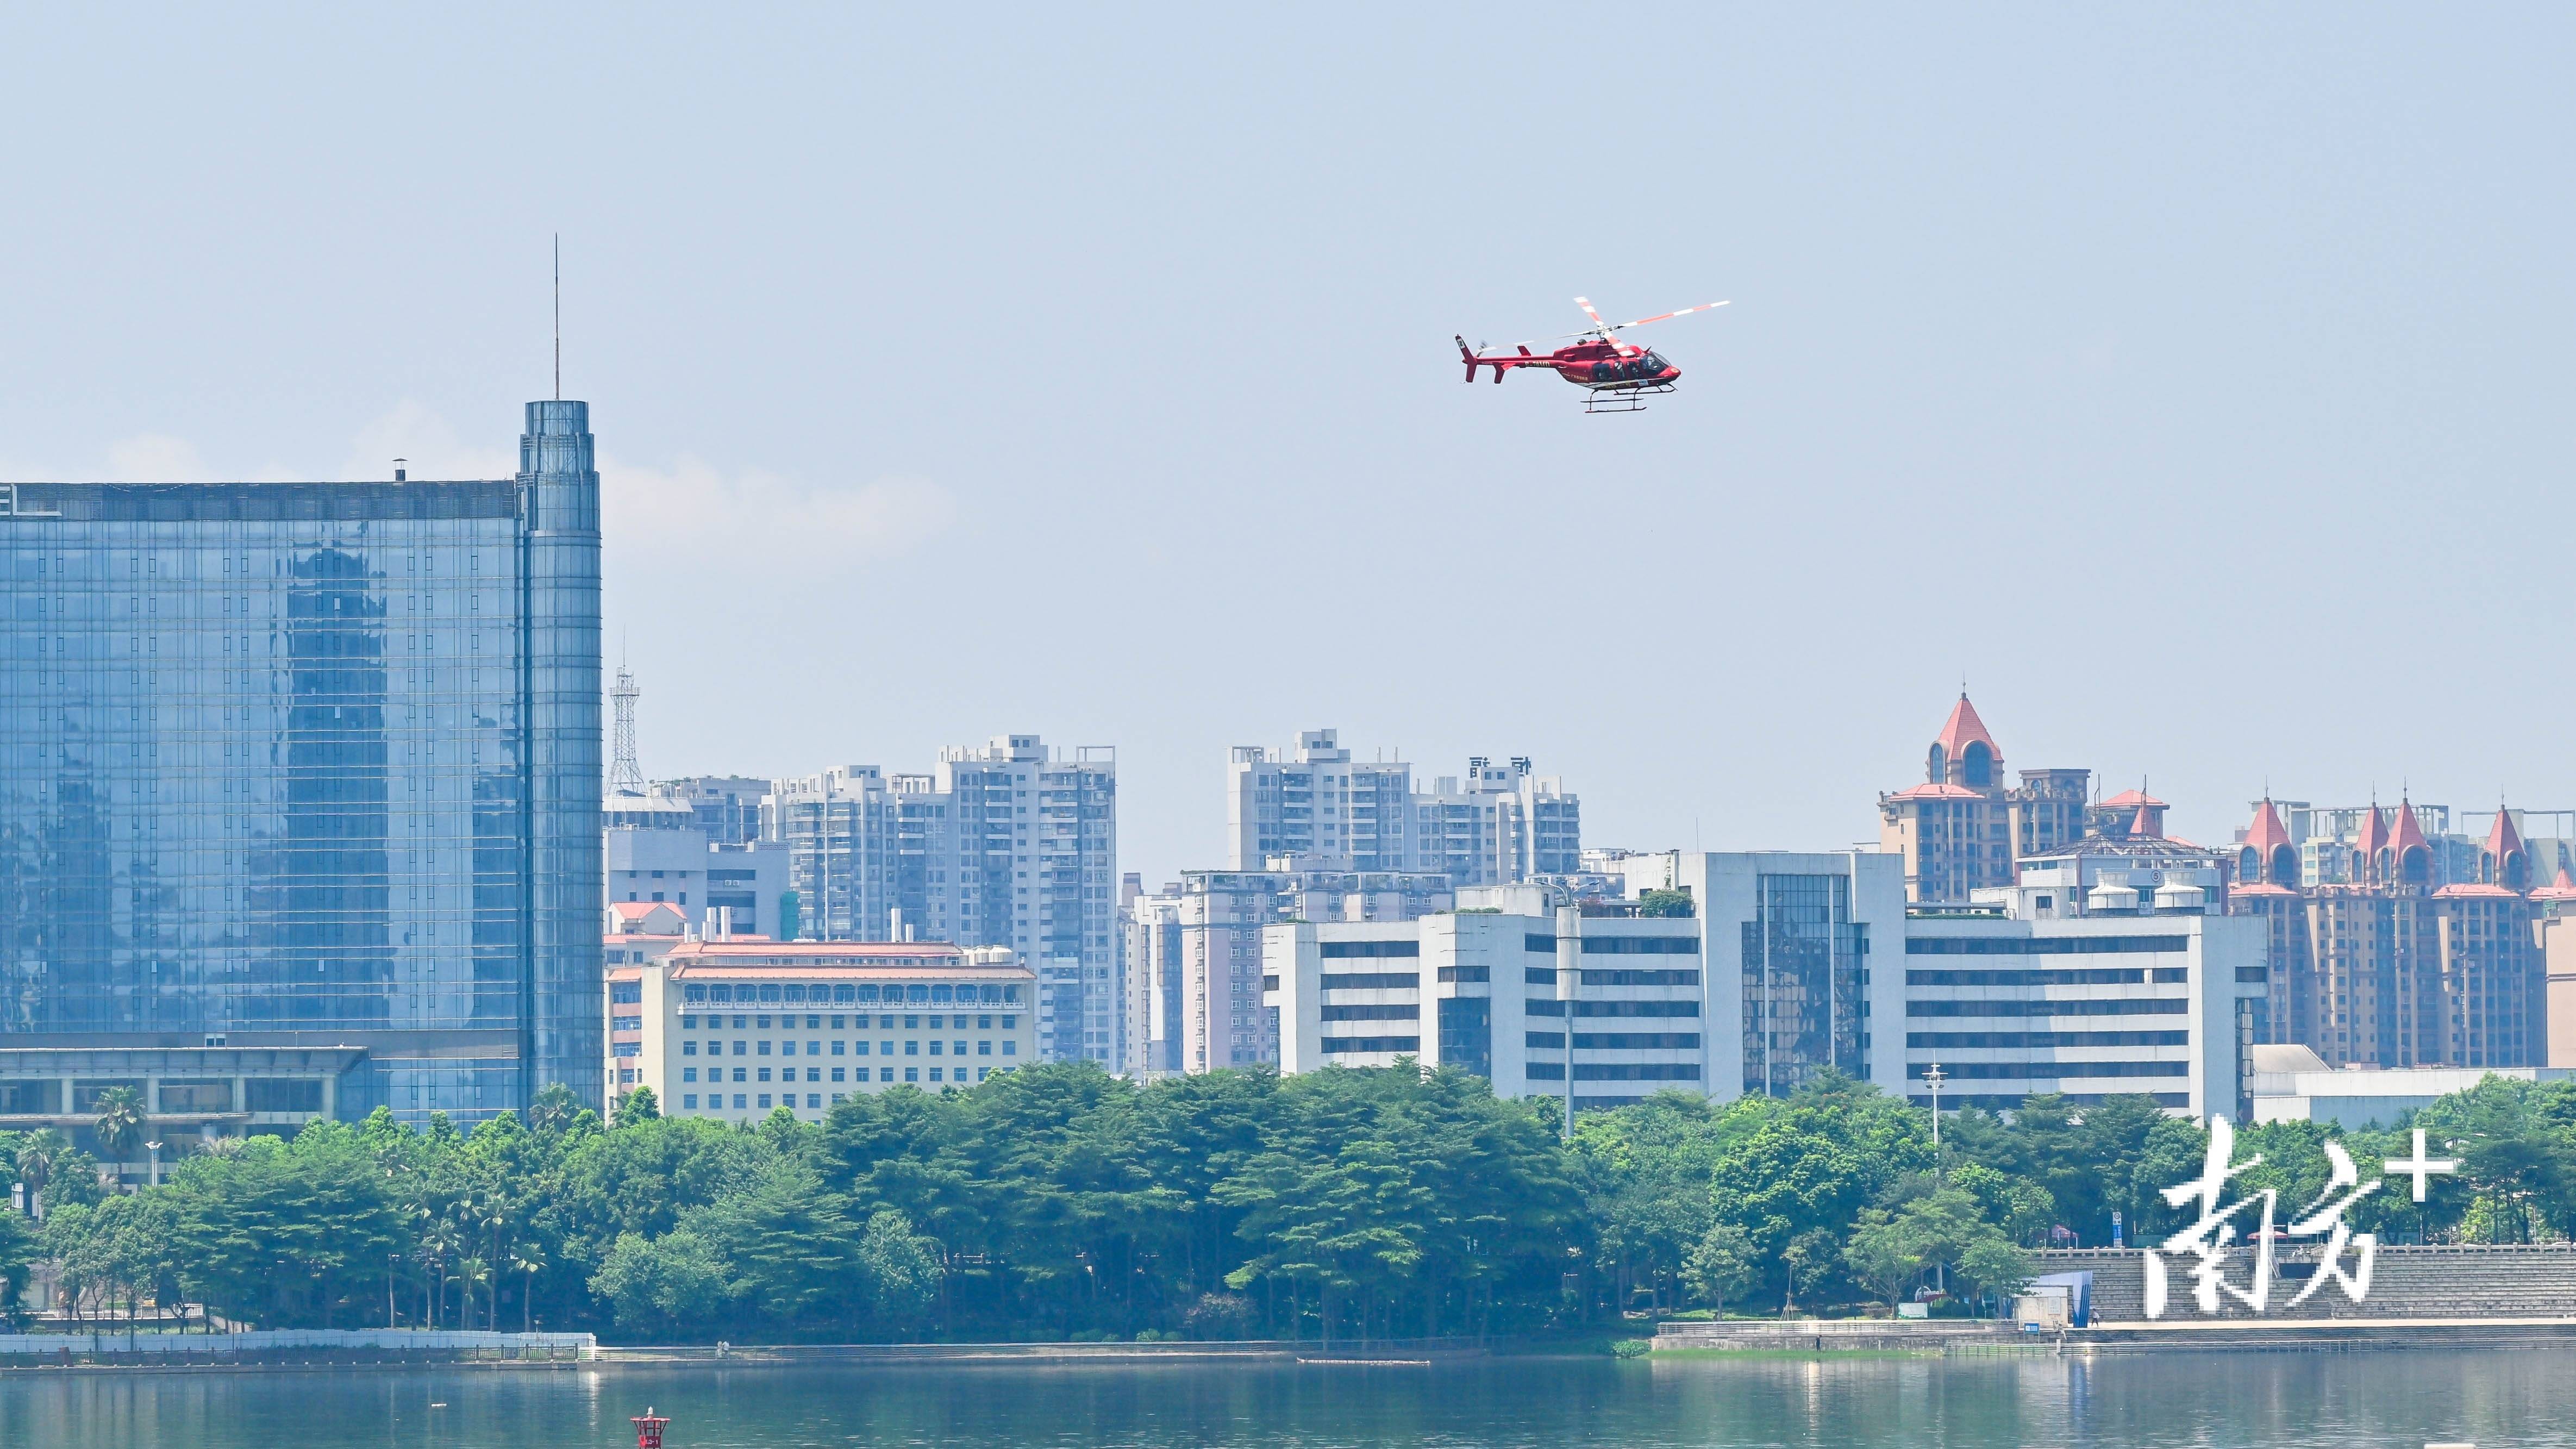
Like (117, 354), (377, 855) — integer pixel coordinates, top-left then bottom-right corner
(633, 1408), (671, 1449)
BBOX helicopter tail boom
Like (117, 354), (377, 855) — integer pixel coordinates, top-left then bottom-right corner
(1458, 335), (1543, 384)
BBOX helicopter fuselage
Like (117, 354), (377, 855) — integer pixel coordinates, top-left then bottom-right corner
(1455, 335), (1680, 391)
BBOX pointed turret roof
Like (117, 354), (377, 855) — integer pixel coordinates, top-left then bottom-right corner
(2355, 803), (2391, 854)
(1933, 693), (1999, 761)
(2532, 867), (2576, 902)
(2486, 807), (2528, 862)
(2390, 798), (2430, 856)
(2128, 804), (2160, 840)
(2243, 798), (2292, 854)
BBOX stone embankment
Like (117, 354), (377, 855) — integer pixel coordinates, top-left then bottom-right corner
(0, 1329), (591, 1368)
(1650, 1319), (2027, 1354)
(1652, 1246), (2576, 1354)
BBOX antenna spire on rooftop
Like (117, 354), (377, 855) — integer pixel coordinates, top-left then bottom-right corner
(609, 664), (642, 795)
(553, 234), (561, 402)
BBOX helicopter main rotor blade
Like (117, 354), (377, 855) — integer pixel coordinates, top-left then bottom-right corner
(1573, 297), (1610, 334)
(1615, 301), (1730, 330)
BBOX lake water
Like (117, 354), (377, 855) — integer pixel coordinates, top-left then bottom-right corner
(5, 1350), (2560, 1448)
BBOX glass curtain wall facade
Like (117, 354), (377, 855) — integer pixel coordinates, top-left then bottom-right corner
(0, 402), (602, 1123)
(1739, 872), (1868, 1096)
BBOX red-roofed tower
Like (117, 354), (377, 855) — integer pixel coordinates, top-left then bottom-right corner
(2239, 798), (2298, 888)
(2353, 804), (2391, 885)
(2484, 807), (2531, 891)
(2389, 798), (2434, 887)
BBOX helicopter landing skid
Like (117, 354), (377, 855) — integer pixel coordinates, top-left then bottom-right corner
(1584, 384), (1674, 415)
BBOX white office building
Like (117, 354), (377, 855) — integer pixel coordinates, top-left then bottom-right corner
(1227, 728), (1579, 885)
(1640, 851), (2262, 1120)
(1265, 899), (1707, 1110)
(1902, 909), (2262, 1120)
(1677, 852), (1912, 1099)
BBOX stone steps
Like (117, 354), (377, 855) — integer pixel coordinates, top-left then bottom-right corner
(2034, 1245), (2576, 1323)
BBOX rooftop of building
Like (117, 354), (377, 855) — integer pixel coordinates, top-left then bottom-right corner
(661, 940), (1030, 978)
(1886, 782), (1989, 801)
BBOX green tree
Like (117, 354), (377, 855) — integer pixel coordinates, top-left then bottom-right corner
(42, 1148), (107, 1214)
(1779, 1229), (1839, 1316)
(161, 1123), (404, 1328)
(1842, 1207), (1928, 1314)
(590, 1229), (730, 1333)
(687, 1161), (866, 1331)
(1954, 1235), (2033, 1316)
(854, 1209), (945, 1334)
(1681, 1222), (1756, 1316)
(1637, 888), (1695, 918)
(0, 1205), (31, 1316)
(612, 1086), (661, 1128)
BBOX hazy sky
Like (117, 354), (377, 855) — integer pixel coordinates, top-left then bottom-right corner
(4, 8), (2571, 880)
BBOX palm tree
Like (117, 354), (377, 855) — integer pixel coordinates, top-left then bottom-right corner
(14, 1129), (66, 1213)
(454, 1257), (491, 1332)
(420, 1223), (462, 1329)
(91, 1088), (147, 1176)
(509, 1245), (545, 1334)
(473, 1198), (511, 1328)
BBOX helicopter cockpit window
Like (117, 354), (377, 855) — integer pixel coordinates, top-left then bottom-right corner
(1643, 352), (1668, 371)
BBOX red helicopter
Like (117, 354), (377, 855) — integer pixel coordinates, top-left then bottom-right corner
(1456, 296), (1727, 413)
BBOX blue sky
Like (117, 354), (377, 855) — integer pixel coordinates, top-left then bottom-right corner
(3, 7), (2570, 877)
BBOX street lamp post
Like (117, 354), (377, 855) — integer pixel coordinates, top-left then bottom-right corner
(1920, 1064), (1947, 1300)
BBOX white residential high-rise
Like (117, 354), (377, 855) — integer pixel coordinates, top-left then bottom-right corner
(766, 766), (896, 945)
(1226, 728), (1580, 884)
(887, 734), (1121, 1067)
(765, 737), (1120, 1066)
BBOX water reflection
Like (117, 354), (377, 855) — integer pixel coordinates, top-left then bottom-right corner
(3, 1351), (2555, 1449)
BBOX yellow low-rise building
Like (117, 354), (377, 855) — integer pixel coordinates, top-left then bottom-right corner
(609, 940), (1035, 1123)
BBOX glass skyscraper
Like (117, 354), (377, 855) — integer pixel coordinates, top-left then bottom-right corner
(0, 401), (603, 1123)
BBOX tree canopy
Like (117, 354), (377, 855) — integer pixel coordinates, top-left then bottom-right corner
(12, 1065), (2576, 1336)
